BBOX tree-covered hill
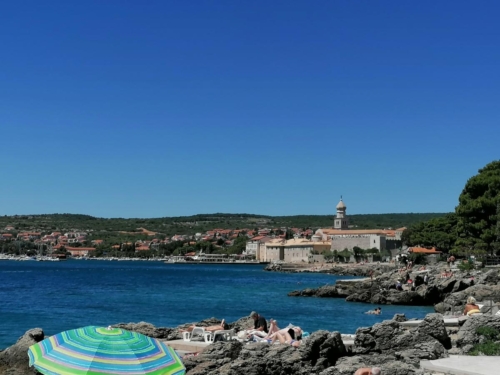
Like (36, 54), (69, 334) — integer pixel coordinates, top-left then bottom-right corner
(0, 212), (447, 236)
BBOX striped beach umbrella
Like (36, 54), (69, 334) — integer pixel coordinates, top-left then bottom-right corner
(28, 326), (185, 375)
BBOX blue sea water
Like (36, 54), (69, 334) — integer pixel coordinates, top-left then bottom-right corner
(0, 260), (434, 349)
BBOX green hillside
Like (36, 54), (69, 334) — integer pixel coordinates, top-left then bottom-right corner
(0, 212), (447, 236)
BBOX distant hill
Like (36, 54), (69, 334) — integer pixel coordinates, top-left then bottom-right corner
(0, 212), (447, 237)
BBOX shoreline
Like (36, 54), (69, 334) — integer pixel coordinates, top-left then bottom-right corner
(4, 313), (495, 375)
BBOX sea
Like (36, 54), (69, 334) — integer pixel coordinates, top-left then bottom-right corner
(0, 260), (434, 349)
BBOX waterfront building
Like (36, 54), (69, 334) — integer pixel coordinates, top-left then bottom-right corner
(313, 198), (405, 253)
(244, 235), (272, 260)
(263, 238), (331, 263)
(66, 246), (96, 257)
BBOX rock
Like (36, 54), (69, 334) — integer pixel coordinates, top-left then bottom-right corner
(481, 269), (499, 284)
(0, 328), (44, 375)
(456, 315), (500, 353)
(385, 290), (426, 305)
(393, 314), (408, 322)
(287, 262), (497, 314)
(417, 314), (451, 349)
(299, 330), (346, 371)
(0, 313), (455, 375)
(319, 354), (421, 375)
(369, 293), (387, 305)
(352, 317), (448, 366)
(230, 316), (254, 334)
(113, 321), (178, 340)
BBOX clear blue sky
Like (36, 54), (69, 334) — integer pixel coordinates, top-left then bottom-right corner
(0, 1), (498, 218)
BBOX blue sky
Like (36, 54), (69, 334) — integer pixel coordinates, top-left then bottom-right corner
(0, 1), (498, 218)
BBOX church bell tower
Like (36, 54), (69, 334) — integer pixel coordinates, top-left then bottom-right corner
(334, 196), (349, 230)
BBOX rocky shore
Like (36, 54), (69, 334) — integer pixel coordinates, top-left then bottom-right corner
(2, 263), (498, 374)
(287, 263), (500, 313)
(2, 313), (499, 375)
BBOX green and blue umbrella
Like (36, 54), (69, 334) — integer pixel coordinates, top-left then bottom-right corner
(28, 326), (185, 375)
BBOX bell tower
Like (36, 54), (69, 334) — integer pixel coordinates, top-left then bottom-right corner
(334, 196), (349, 230)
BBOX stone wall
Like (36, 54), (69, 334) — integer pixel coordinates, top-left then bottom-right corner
(284, 247), (311, 263)
(331, 235), (384, 251)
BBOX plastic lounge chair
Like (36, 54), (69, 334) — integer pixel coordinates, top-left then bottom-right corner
(204, 329), (236, 343)
(182, 327), (206, 342)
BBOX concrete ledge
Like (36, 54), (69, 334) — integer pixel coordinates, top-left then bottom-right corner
(420, 355), (500, 375)
(400, 318), (459, 327)
(163, 339), (210, 353)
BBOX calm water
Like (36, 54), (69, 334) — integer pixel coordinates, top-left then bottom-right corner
(0, 260), (433, 349)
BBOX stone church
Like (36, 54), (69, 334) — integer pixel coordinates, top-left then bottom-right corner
(312, 197), (404, 252)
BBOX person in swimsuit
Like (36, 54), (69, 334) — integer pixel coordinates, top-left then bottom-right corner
(354, 367), (381, 375)
(264, 319), (302, 340)
(463, 296), (480, 315)
(268, 329), (301, 347)
(180, 319), (229, 333)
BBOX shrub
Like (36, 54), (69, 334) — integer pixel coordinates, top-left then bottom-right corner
(469, 326), (500, 356)
(458, 261), (476, 271)
(476, 326), (500, 340)
(469, 341), (500, 356)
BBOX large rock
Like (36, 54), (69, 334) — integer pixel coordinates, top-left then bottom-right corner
(439, 284), (500, 314)
(319, 354), (422, 375)
(185, 330), (347, 375)
(417, 313), (451, 349)
(114, 321), (178, 340)
(0, 328), (44, 375)
(456, 315), (500, 353)
(352, 316), (448, 367)
(298, 330), (346, 371)
(288, 263), (498, 313)
(385, 291), (426, 305)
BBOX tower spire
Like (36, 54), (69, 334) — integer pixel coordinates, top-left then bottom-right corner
(334, 196), (348, 229)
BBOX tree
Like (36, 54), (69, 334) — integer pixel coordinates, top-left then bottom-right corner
(285, 229), (295, 240)
(455, 160), (500, 255)
(402, 214), (457, 253)
(225, 236), (247, 255)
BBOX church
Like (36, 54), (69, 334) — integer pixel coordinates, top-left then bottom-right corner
(312, 197), (405, 252)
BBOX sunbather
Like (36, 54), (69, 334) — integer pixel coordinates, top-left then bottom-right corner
(264, 319), (302, 340)
(463, 296), (481, 315)
(180, 319), (229, 333)
(354, 367), (381, 375)
(269, 330), (301, 347)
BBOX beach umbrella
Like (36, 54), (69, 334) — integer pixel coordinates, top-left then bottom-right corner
(28, 326), (185, 375)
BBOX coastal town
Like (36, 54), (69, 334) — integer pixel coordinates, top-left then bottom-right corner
(0, 198), (435, 264)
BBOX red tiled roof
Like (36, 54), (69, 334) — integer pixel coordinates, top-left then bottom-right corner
(408, 247), (441, 254)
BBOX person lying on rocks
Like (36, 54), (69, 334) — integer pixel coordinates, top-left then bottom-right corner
(354, 367), (381, 375)
(268, 330), (301, 347)
(180, 319), (229, 333)
(264, 319), (303, 340)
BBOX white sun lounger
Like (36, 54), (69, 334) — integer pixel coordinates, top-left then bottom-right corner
(203, 329), (236, 343)
(182, 327), (207, 342)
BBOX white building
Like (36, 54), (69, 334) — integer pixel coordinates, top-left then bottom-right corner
(264, 238), (331, 263)
(313, 198), (405, 252)
(245, 236), (272, 259)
